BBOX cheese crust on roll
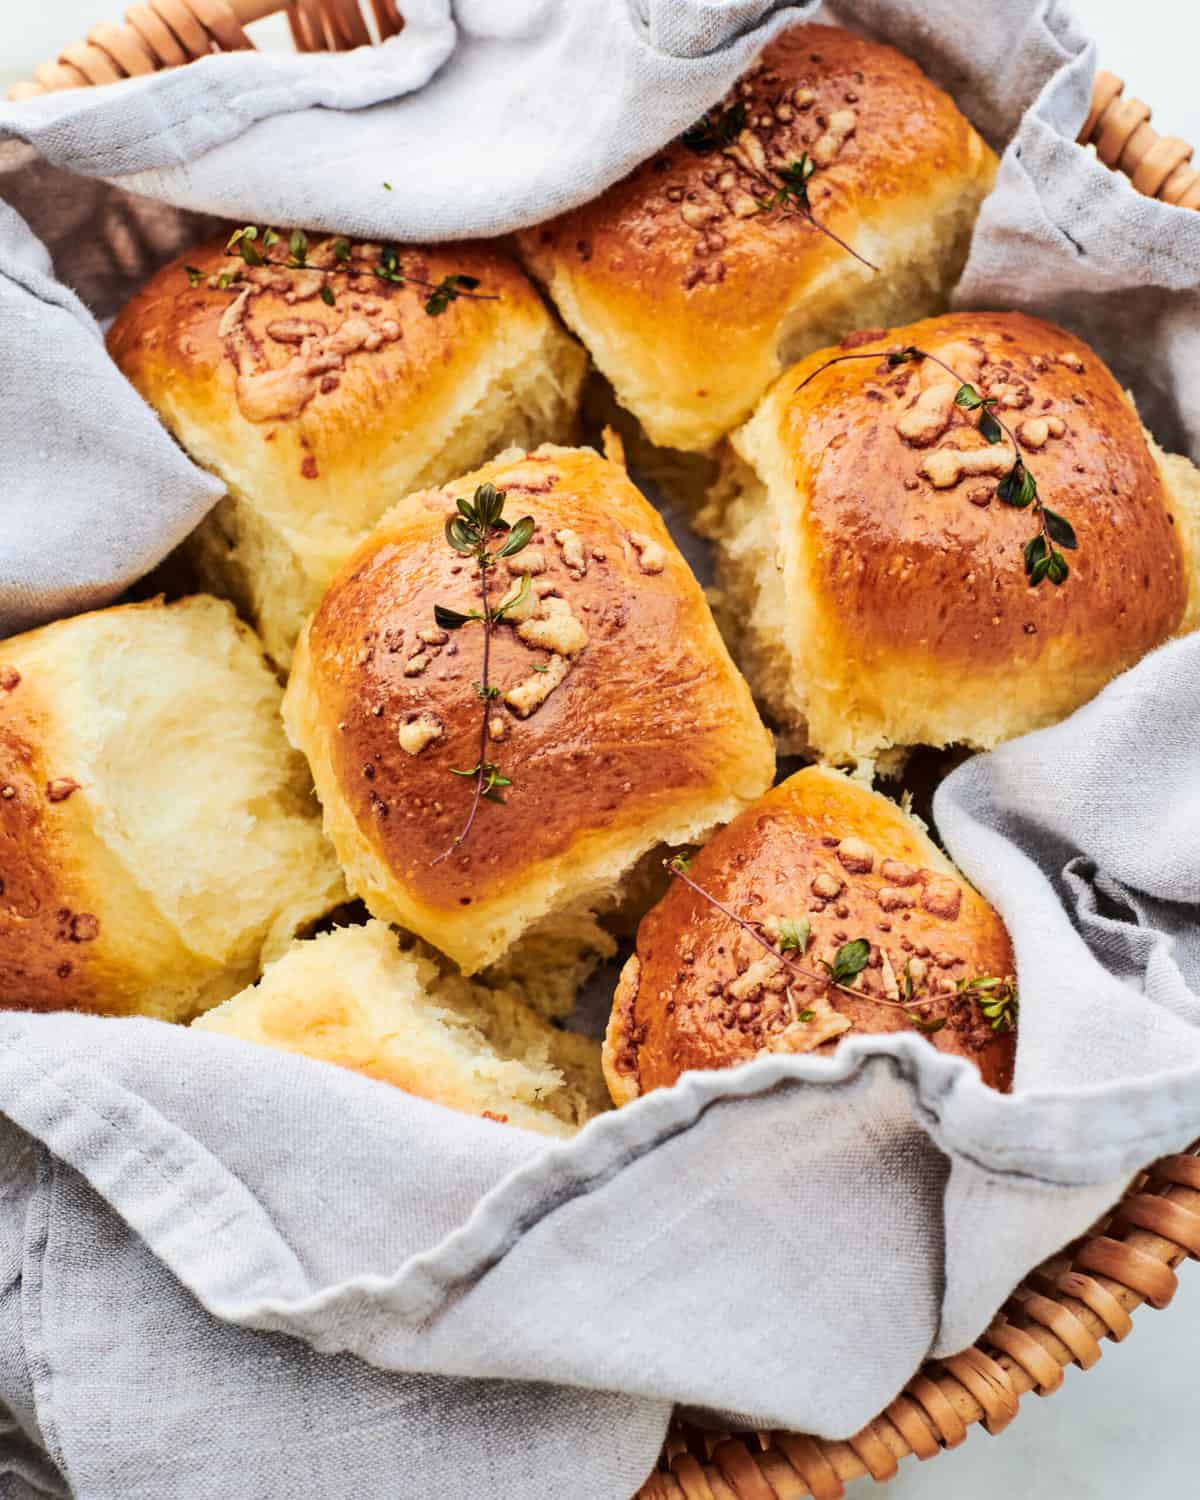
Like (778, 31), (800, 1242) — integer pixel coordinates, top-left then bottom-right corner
(0, 597), (345, 1021)
(518, 24), (997, 453)
(711, 311), (1200, 766)
(604, 766), (1017, 1103)
(107, 235), (588, 666)
(284, 444), (775, 975)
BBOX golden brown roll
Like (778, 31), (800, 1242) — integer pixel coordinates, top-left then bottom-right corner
(517, 24), (996, 454)
(0, 596), (346, 1021)
(604, 766), (1017, 1102)
(194, 920), (609, 1137)
(107, 232), (588, 666)
(711, 311), (1200, 767)
(283, 443), (775, 975)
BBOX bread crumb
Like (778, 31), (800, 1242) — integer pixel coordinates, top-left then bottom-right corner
(836, 837), (874, 873)
(920, 443), (1016, 489)
(504, 654), (570, 717)
(507, 549), (546, 576)
(601, 425), (627, 469)
(628, 531), (667, 575)
(554, 529), (587, 576)
(397, 714), (442, 756)
(810, 108), (857, 167)
(517, 596), (588, 657)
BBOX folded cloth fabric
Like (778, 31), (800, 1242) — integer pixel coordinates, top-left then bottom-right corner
(3, 2), (1200, 1498)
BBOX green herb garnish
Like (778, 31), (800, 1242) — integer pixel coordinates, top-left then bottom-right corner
(425, 273), (483, 317)
(200, 227), (499, 318)
(681, 100), (747, 154)
(431, 483), (535, 864)
(799, 344), (1076, 586)
(826, 937), (871, 987)
(959, 974), (1019, 1032)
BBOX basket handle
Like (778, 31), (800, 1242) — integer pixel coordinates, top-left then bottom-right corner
(6, 0), (402, 99)
(1080, 69), (1200, 208)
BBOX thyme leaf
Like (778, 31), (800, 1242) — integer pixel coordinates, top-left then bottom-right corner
(431, 483), (535, 864)
(203, 226), (499, 318)
(826, 938), (870, 986)
(681, 100), (747, 154)
(796, 346), (1076, 587)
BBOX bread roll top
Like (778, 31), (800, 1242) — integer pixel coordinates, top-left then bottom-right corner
(519, 23), (997, 450)
(718, 310), (1198, 763)
(107, 234), (567, 545)
(605, 766), (1016, 1101)
(107, 233), (587, 663)
(285, 444), (774, 973)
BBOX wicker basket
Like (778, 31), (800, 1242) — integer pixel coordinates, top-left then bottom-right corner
(10, 3), (1200, 1495)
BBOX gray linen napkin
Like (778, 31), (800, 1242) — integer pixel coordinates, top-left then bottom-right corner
(3, 3), (1200, 1498)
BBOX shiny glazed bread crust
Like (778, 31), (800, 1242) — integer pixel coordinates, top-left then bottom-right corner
(518, 23), (997, 451)
(604, 765), (1016, 1102)
(284, 444), (776, 975)
(717, 310), (1197, 764)
(107, 234), (587, 664)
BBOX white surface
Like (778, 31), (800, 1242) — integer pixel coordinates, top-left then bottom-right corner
(1, 3), (1198, 1499)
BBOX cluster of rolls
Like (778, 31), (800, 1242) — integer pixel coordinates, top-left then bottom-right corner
(5, 25), (1199, 1131)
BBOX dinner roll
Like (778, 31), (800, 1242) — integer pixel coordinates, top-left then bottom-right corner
(711, 311), (1200, 766)
(195, 921), (608, 1136)
(517, 24), (996, 454)
(107, 233), (588, 666)
(284, 443), (775, 976)
(0, 596), (346, 1021)
(604, 766), (1016, 1102)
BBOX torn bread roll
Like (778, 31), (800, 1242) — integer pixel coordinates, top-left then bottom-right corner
(604, 766), (1017, 1103)
(709, 311), (1200, 767)
(0, 596), (345, 1021)
(283, 444), (775, 975)
(107, 234), (588, 666)
(518, 23), (996, 455)
(194, 921), (609, 1137)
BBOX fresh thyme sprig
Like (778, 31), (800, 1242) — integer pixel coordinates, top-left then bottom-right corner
(959, 974), (1019, 1032)
(752, 152), (877, 271)
(680, 100), (877, 272)
(199, 226), (498, 317)
(665, 857), (939, 1026)
(664, 856), (1016, 1038)
(681, 100), (747, 153)
(795, 344), (1078, 586)
(430, 484), (534, 865)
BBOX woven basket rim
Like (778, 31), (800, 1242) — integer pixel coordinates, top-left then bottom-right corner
(640, 1142), (1200, 1497)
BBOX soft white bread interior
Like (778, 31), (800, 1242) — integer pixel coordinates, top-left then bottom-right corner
(709, 312), (1200, 768)
(0, 596), (346, 1021)
(483, 901), (617, 1022)
(518, 23), (997, 454)
(194, 920), (609, 1136)
(284, 443), (775, 975)
(107, 235), (589, 666)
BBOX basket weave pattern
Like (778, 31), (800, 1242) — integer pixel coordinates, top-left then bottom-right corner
(7, 4), (1200, 1495)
